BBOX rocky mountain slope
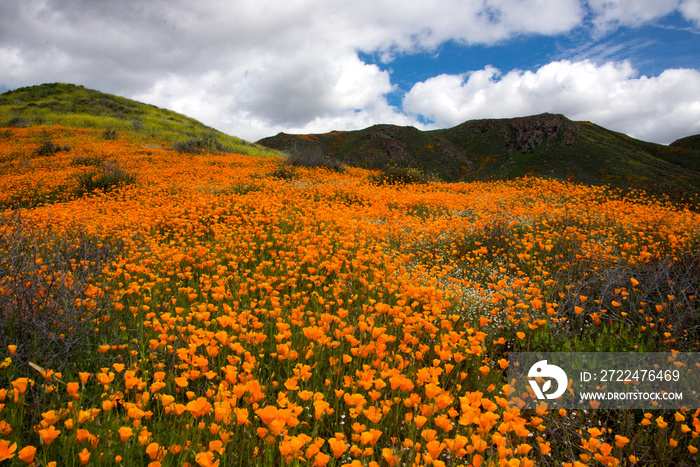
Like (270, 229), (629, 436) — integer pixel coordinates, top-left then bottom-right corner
(259, 113), (700, 199)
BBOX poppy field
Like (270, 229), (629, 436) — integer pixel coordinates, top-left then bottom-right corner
(1, 125), (699, 466)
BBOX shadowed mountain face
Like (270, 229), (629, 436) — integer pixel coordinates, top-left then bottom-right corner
(258, 113), (700, 199)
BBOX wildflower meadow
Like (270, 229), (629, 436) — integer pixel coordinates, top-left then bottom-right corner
(0, 125), (699, 466)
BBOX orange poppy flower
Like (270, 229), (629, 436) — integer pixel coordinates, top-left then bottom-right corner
(186, 398), (212, 418)
(78, 448), (90, 465)
(38, 425), (61, 445)
(0, 440), (17, 461)
(17, 445), (36, 464)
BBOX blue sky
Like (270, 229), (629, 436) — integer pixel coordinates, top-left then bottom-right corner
(372, 17), (699, 111)
(0, 0), (699, 143)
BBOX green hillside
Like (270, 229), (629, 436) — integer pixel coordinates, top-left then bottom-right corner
(258, 113), (700, 201)
(670, 134), (700, 151)
(0, 82), (279, 157)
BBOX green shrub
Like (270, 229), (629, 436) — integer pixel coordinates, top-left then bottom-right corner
(229, 182), (262, 195)
(271, 164), (299, 180)
(70, 154), (105, 167)
(370, 164), (433, 185)
(74, 160), (136, 194)
(0, 186), (73, 209)
(32, 140), (71, 158)
(102, 128), (118, 140)
(6, 117), (29, 128)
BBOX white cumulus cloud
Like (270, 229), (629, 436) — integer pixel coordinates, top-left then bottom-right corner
(586, 0), (700, 31)
(403, 60), (700, 144)
(680, 0), (700, 25)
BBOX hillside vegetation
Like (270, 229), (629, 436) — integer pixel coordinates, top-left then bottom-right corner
(0, 85), (699, 466)
(259, 113), (700, 203)
(670, 134), (700, 151)
(0, 83), (279, 158)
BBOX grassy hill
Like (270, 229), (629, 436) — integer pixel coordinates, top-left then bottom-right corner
(670, 134), (700, 151)
(0, 82), (279, 157)
(258, 113), (700, 201)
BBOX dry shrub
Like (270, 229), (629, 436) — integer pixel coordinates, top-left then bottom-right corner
(554, 253), (700, 350)
(0, 210), (124, 371)
(285, 143), (345, 172)
(171, 134), (227, 154)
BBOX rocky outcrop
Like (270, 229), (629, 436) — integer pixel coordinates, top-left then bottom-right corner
(505, 113), (578, 152)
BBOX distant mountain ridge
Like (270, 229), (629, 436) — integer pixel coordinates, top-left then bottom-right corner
(258, 113), (700, 199)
